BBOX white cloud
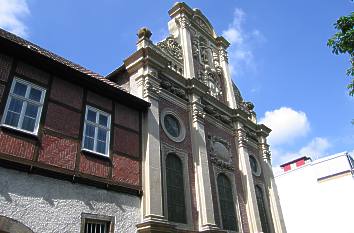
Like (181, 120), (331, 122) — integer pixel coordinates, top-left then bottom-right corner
(271, 137), (331, 166)
(259, 107), (310, 146)
(0, 0), (30, 37)
(299, 137), (331, 158)
(222, 8), (264, 77)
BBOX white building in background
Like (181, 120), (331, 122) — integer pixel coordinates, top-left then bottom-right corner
(274, 152), (354, 233)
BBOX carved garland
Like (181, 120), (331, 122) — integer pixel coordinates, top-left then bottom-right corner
(208, 135), (234, 170)
(203, 104), (232, 125)
(160, 80), (188, 101)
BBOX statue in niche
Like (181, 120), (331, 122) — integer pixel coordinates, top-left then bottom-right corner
(192, 39), (199, 58)
(200, 47), (209, 64)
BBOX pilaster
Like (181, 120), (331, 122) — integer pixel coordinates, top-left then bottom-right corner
(258, 136), (287, 233)
(235, 122), (262, 233)
(175, 14), (195, 79)
(130, 62), (165, 229)
(189, 94), (219, 231)
(217, 37), (237, 109)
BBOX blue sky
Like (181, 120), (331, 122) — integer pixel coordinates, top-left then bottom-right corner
(0, 0), (353, 166)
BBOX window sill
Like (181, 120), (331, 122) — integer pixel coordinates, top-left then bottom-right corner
(81, 148), (111, 160)
(0, 124), (39, 139)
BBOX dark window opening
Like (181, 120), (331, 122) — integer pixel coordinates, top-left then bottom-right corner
(166, 153), (187, 223)
(217, 174), (238, 231)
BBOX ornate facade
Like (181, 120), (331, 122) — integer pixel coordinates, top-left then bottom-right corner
(0, 2), (286, 233)
(108, 2), (287, 233)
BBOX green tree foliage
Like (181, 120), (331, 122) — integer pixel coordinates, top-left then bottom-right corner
(327, 12), (354, 96)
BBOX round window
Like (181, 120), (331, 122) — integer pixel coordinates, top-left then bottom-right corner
(249, 155), (261, 176)
(161, 109), (186, 143)
(164, 114), (180, 138)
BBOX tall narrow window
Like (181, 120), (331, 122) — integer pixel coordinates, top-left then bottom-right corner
(255, 185), (270, 233)
(82, 106), (111, 157)
(166, 153), (186, 223)
(217, 174), (238, 231)
(1, 78), (46, 135)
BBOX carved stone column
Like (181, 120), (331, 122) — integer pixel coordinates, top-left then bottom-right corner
(176, 14), (195, 79)
(217, 37), (237, 109)
(189, 94), (219, 231)
(235, 121), (263, 233)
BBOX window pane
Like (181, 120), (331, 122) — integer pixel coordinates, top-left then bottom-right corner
(166, 154), (186, 223)
(97, 128), (107, 141)
(5, 111), (20, 127)
(99, 114), (108, 127)
(84, 137), (94, 150)
(255, 185), (270, 233)
(97, 141), (106, 154)
(21, 116), (36, 132)
(87, 109), (96, 123)
(25, 103), (39, 118)
(13, 82), (27, 96)
(217, 174), (237, 231)
(85, 124), (95, 137)
(8, 98), (23, 113)
(29, 88), (42, 102)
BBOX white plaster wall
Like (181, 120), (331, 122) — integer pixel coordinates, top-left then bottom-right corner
(0, 167), (140, 233)
(275, 155), (354, 233)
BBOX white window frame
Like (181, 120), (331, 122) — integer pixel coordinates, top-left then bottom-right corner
(1, 77), (46, 135)
(82, 105), (111, 157)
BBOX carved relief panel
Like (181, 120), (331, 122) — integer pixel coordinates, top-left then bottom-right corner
(190, 31), (226, 103)
(207, 135), (234, 170)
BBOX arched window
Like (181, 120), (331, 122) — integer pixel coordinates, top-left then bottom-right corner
(166, 154), (186, 223)
(255, 185), (271, 233)
(217, 174), (238, 231)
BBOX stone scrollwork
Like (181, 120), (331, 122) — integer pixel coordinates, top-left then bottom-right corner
(260, 143), (272, 163)
(236, 128), (248, 148)
(157, 35), (183, 61)
(176, 13), (191, 29)
(203, 104), (232, 125)
(219, 48), (228, 63)
(143, 77), (160, 99)
(208, 135), (234, 170)
(160, 80), (188, 100)
(192, 101), (205, 123)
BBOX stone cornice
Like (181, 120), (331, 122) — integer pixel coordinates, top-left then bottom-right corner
(216, 36), (230, 49)
(186, 78), (209, 97)
(256, 124), (271, 138)
(124, 47), (166, 74)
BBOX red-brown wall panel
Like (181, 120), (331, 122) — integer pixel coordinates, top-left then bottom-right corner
(0, 131), (35, 160)
(0, 53), (12, 82)
(79, 153), (110, 178)
(44, 102), (81, 138)
(87, 91), (112, 112)
(113, 127), (139, 158)
(38, 133), (78, 170)
(50, 77), (83, 110)
(16, 61), (49, 85)
(114, 103), (139, 131)
(112, 155), (140, 186)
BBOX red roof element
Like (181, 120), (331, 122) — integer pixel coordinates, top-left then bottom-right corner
(0, 28), (125, 92)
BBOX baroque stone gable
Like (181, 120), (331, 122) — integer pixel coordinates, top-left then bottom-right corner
(157, 35), (183, 61)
